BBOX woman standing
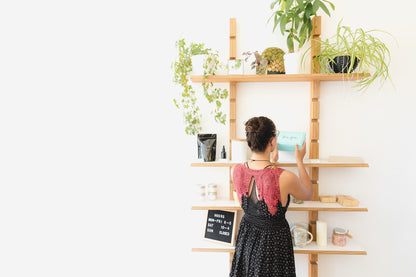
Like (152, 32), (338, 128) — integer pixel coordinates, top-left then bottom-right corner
(230, 116), (313, 277)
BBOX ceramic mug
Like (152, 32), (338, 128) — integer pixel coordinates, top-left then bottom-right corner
(291, 222), (309, 231)
(292, 227), (313, 248)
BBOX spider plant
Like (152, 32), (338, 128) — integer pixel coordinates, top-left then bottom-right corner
(304, 21), (395, 91)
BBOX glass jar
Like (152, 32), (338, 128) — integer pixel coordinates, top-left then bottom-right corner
(207, 183), (217, 201)
(198, 184), (206, 201)
(332, 228), (347, 247)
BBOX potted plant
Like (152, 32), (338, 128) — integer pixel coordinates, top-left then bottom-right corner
(303, 21), (394, 91)
(172, 39), (228, 135)
(262, 47), (286, 74)
(242, 51), (268, 74)
(269, 0), (335, 73)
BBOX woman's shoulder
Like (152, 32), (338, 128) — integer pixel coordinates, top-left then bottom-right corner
(277, 169), (298, 188)
(231, 163), (245, 175)
(269, 165), (285, 175)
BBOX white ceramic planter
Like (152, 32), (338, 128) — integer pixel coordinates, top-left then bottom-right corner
(284, 52), (301, 74)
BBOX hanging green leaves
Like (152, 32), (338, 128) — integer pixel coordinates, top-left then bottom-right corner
(172, 39), (228, 135)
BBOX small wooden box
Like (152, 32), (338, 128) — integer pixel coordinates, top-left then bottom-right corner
(336, 195), (359, 207)
(319, 195), (337, 203)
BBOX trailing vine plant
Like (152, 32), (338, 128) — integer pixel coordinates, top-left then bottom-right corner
(172, 39), (228, 135)
(201, 52), (229, 125)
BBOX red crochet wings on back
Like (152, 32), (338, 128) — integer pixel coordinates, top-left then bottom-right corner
(232, 163), (285, 216)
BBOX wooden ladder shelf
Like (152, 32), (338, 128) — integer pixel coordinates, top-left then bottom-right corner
(191, 18), (368, 277)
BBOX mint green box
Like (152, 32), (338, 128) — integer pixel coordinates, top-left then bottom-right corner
(277, 131), (306, 152)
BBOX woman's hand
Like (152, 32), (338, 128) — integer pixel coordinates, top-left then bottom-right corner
(295, 142), (306, 164)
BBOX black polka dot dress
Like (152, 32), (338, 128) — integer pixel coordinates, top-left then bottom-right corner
(230, 163), (296, 277)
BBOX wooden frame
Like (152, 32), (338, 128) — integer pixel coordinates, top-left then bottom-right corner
(192, 239), (367, 255)
(191, 18), (369, 277)
(190, 73), (370, 83)
(191, 200), (368, 212)
(191, 160), (369, 168)
(203, 210), (237, 246)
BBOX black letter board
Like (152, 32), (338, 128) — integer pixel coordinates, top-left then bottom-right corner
(204, 210), (237, 246)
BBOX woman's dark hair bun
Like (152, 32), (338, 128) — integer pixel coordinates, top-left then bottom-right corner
(245, 117), (261, 133)
(245, 116), (276, 153)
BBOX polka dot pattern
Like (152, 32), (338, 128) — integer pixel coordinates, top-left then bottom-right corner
(230, 165), (296, 277)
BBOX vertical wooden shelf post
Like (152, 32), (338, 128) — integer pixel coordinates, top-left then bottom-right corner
(229, 18), (237, 201)
(229, 17), (237, 268)
(229, 18), (237, 60)
(309, 16), (321, 277)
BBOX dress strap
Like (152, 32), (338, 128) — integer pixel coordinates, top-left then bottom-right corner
(245, 162), (272, 170)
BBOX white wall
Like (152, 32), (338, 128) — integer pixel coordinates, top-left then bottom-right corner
(1, 0), (415, 276)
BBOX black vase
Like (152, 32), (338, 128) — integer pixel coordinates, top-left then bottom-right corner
(328, 55), (360, 73)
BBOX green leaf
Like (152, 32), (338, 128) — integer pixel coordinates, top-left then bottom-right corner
(273, 14), (281, 33)
(322, 0), (335, 10)
(294, 14), (300, 30)
(173, 98), (179, 109)
(285, 0), (294, 13)
(299, 20), (308, 37)
(318, 1), (331, 16)
(299, 36), (307, 49)
(296, 0), (304, 10)
(293, 35), (300, 43)
(280, 14), (287, 35)
(307, 20), (313, 36)
(305, 3), (313, 18)
(287, 35), (294, 52)
(312, 0), (320, 14)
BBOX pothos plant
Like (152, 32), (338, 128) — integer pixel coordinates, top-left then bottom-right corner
(269, 0), (335, 53)
(172, 39), (228, 135)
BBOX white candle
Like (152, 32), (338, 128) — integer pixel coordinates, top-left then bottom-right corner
(316, 220), (327, 246)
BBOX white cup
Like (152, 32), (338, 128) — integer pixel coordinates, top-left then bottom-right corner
(291, 222), (309, 231)
(292, 227), (313, 248)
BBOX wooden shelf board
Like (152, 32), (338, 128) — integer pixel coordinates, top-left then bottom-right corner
(289, 201), (368, 212)
(191, 159), (369, 168)
(192, 199), (241, 211)
(293, 241), (367, 255)
(190, 73), (370, 83)
(192, 240), (366, 255)
(191, 200), (367, 212)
